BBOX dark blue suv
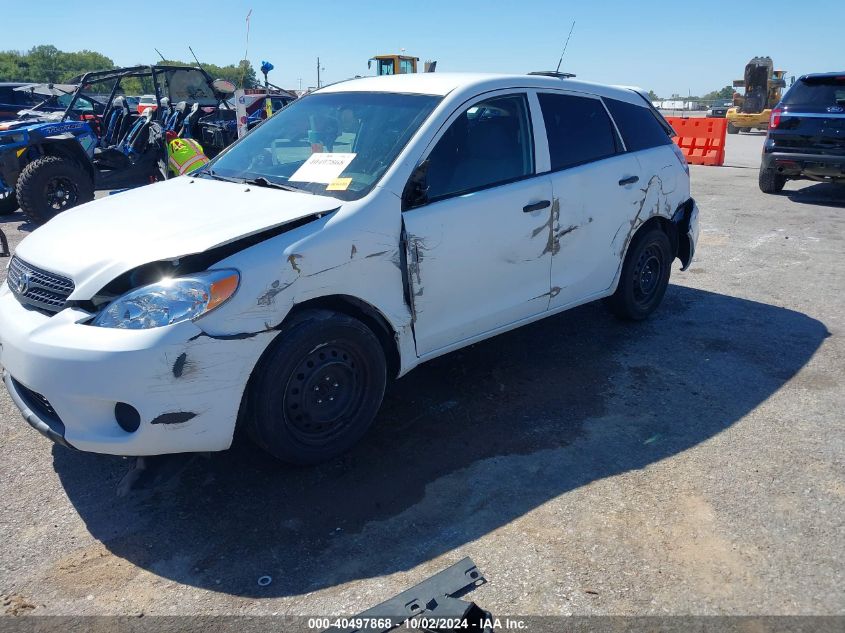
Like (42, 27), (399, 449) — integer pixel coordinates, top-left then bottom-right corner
(760, 72), (845, 193)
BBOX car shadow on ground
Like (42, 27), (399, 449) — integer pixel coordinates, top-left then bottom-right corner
(52, 284), (828, 598)
(785, 182), (845, 208)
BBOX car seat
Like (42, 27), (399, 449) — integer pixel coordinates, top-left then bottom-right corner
(158, 97), (171, 125)
(179, 103), (203, 139)
(102, 96), (130, 147)
(166, 101), (188, 132)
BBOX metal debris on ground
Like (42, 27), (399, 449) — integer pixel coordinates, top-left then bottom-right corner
(323, 557), (491, 633)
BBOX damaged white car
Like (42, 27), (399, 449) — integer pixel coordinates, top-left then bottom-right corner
(0, 73), (698, 463)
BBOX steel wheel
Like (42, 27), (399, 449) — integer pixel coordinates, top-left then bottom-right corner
(247, 310), (387, 464)
(283, 343), (368, 446)
(632, 244), (664, 307)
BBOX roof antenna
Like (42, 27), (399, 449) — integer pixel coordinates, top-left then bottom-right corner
(188, 46), (208, 74)
(154, 48), (166, 62)
(556, 21), (576, 73)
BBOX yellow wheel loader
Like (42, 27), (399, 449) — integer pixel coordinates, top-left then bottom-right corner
(726, 56), (788, 134)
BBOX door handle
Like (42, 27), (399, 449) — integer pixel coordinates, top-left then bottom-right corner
(523, 200), (551, 213)
(618, 176), (639, 186)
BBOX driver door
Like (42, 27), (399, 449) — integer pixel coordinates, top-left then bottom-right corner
(402, 92), (554, 358)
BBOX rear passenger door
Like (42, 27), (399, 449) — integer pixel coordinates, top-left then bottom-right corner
(536, 91), (643, 309)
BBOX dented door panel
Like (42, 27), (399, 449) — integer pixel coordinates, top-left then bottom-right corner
(402, 176), (555, 357)
(547, 151), (643, 309)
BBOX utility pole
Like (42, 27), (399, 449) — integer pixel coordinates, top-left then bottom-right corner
(317, 57), (321, 89)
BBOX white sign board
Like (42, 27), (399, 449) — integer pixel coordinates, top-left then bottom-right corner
(289, 153), (356, 184)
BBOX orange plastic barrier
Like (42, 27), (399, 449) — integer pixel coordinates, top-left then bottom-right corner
(665, 117), (727, 166)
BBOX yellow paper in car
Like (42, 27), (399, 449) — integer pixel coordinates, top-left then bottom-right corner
(326, 177), (352, 191)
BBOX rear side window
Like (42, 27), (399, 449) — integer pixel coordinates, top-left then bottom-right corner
(604, 97), (673, 152)
(538, 93), (619, 170)
(782, 77), (845, 107)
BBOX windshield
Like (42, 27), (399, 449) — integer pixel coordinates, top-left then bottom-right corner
(782, 77), (845, 107)
(207, 91), (441, 200)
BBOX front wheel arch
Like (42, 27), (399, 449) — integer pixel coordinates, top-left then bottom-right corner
(234, 294), (403, 438)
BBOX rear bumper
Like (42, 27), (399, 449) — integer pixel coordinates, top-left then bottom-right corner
(762, 151), (845, 179)
(672, 198), (699, 271)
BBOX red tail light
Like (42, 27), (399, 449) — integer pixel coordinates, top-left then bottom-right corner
(770, 107), (783, 129)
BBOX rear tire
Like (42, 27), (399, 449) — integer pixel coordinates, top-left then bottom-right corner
(16, 156), (94, 225)
(0, 191), (17, 215)
(246, 310), (387, 464)
(727, 123), (739, 134)
(758, 167), (786, 194)
(605, 228), (672, 321)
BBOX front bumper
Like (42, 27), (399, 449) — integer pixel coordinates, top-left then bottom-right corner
(762, 151), (845, 180)
(0, 284), (278, 455)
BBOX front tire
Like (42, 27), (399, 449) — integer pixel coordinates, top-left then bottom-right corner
(246, 310), (387, 464)
(605, 228), (672, 321)
(16, 156), (94, 225)
(758, 167), (786, 194)
(727, 122), (740, 134)
(0, 190), (17, 215)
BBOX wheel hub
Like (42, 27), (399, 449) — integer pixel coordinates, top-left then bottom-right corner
(283, 344), (362, 444)
(633, 245), (663, 304)
(45, 176), (78, 211)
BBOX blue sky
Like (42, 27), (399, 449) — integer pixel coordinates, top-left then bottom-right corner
(3, 0), (843, 96)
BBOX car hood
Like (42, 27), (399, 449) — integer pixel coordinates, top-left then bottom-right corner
(14, 176), (340, 299)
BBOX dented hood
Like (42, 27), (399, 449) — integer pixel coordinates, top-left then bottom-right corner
(14, 177), (339, 299)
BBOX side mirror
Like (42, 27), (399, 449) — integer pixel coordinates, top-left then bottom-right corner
(212, 79), (237, 94)
(402, 160), (430, 211)
(368, 59), (372, 70)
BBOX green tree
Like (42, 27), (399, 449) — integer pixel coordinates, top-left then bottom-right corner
(646, 89), (660, 101)
(0, 45), (254, 89)
(701, 85), (734, 101)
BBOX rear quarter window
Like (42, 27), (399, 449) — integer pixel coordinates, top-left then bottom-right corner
(604, 97), (673, 152)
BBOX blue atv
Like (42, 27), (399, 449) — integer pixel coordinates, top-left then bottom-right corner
(0, 65), (232, 224)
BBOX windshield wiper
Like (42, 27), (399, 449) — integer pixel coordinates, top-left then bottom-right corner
(243, 176), (308, 193)
(198, 169), (242, 183)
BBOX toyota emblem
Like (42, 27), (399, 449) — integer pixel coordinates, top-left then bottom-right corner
(15, 271), (30, 295)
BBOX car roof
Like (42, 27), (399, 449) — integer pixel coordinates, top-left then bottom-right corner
(318, 72), (645, 104)
(798, 71), (845, 81)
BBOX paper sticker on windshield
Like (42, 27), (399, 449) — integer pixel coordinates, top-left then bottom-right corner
(326, 177), (352, 191)
(289, 153), (356, 184)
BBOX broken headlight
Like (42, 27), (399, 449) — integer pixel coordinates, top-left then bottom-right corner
(93, 270), (239, 329)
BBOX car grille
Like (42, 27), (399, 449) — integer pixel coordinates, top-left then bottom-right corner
(7, 255), (75, 313)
